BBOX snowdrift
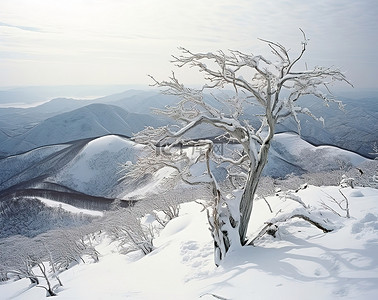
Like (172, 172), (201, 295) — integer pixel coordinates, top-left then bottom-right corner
(1, 185), (377, 299)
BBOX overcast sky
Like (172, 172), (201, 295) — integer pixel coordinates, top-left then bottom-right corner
(0, 0), (377, 89)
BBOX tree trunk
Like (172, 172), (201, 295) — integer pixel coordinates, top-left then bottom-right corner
(238, 142), (271, 245)
(208, 189), (241, 266)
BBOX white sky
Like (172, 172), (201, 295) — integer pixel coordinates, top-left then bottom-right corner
(0, 0), (377, 89)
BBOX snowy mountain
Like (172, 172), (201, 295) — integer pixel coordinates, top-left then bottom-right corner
(0, 135), (143, 198)
(1, 133), (370, 202)
(0, 103), (165, 155)
(0, 111), (377, 299)
(0, 135), (140, 237)
(264, 132), (368, 177)
(0, 90), (172, 140)
(0, 89), (376, 158)
(49, 135), (143, 197)
(0, 85), (132, 106)
(275, 96), (378, 159)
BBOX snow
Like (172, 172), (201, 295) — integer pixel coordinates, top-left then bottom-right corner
(52, 135), (141, 196)
(122, 166), (177, 199)
(37, 197), (103, 217)
(273, 132), (366, 165)
(264, 132), (369, 177)
(1, 185), (377, 299)
(58, 135), (134, 182)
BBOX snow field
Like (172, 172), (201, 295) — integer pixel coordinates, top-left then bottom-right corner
(1, 186), (377, 299)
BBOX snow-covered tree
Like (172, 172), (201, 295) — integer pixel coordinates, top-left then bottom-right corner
(102, 207), (155, 255)
(0, 235), (59, 296)
(127, 32), (351, 265)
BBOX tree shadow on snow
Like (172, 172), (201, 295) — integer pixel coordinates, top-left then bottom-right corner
(211, 224), (378, 298)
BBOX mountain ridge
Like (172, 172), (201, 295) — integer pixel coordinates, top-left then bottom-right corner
(0, 103), (164, 156)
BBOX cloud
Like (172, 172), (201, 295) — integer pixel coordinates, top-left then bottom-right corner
(0, 21), (42, 33)
(0, 0), (377, 88)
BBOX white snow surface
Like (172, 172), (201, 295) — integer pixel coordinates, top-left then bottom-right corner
(37, 197), (103, 217)
(57, 135), (132, 183)
(264, 132), (369, 177)
(273, 132), (366, 165)
(1, 185), (378, 299)
(51, 135), (142, 196)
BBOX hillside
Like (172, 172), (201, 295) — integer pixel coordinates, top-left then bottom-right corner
(276, 96), (378, 159)
(1, 185), (377, 299)
(0, 90), (171, 141)
(264, 132), (368, 177)
(1, 133), (370, 201)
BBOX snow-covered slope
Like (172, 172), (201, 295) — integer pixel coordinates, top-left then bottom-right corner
(264, 132), (368, 177)
(50, 135), (143, 197)
(0, 135), (144, 198)
(0, 141), (87, 192)
(0, 144), (70, 187)
(275, 96), (378, 159)
(1, 133), (371, 200)
(2, 185), (377, 299)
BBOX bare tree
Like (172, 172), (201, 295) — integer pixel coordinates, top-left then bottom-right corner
(0, 235), (40, 285)
(0, 225), (101, 297)
(0, 235), (59, 296)
(138, 186), (211, 227)
(126, 31), (351, 265)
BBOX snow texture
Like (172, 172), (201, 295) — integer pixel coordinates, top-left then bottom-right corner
(1, 186), (377, 299)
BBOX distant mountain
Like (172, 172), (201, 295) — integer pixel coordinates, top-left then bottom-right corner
(0, 90), (172, 139)
(0, 89), (376, 158)
(275, 96), (378, 159)
(0, 85), (134, 106)
(264, 132), (368, 177)
(0, 103), (165, 156)
(0, 135), (139, 210)
(108, 92), (179, 113)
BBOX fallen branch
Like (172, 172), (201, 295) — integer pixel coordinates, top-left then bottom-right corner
(249, 207), (334, 246)
(200, 293), (230, 300)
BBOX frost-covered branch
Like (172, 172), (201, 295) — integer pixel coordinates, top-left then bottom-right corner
(250, 206), (335, 246)
(124, 31), (351, 265)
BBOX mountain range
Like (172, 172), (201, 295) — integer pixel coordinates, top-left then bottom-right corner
(1, 88), (376, 157)
(0, 87), (376, 239)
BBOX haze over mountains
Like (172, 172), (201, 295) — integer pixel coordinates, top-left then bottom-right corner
(0, 103), (165, 155)
(1, 87), (377, 157)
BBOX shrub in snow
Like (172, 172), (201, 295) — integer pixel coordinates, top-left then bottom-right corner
(102, 207), (154, 255)
(0, 235), (60, 296)
(0, 224), (100, 296)
(339, 174), (355, 188)
(139, 186), (209, 227)
(320, 188), (351, 218)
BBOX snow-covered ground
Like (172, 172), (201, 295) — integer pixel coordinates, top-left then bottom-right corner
(37, 197), (103, 217)
(1, 185), (377, 299)
(51, 135), (143, 197)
